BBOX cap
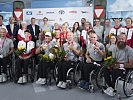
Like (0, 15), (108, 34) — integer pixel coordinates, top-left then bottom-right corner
(45, 32), (51, 37)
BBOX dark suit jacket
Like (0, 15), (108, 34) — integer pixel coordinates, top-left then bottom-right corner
(6, 24), (19, 39)
(27, 24), (40, 41)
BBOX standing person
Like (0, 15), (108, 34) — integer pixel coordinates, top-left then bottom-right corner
(6, 17), (19, 48)
(72, 22), (80, 43)
(41, 17), (52, 32)
(36, 32), (45, 48)
(59, 24), (68, 47)
(103, 33), (133, 96)
(0, 28), (14, 83)
(122, 17), (133, 48)
(110, 18), (123, 36)
(0, 15), (7, 31)
(93, 18), (104, 43)
(27, 17), (40, 42)
(79, 18), (86, 32)
(104, 19), (112, 44)
(17, 21), (31, 42)
(106, 35), (117, 52)
(79, 31), (105, 90)
(57, 32), (81, 89)
(15, 18), (22, 29)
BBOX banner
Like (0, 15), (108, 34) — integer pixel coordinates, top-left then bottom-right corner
(0, 12), (12, 25)
(23, 7), (93, 28)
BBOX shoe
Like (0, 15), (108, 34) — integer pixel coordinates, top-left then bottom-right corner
(17, 77), (23, 84)
(60, 82), (67, 89)
(0, 75), (3, 82)
(36, 78), (42, 84)
(104, 87), (116, 96)
(57, 81), (63, 87)
(82, 82), (90, 90)
(79, 80), (86, 89)
(22, 75), (27, 83)
(2, 74), (7, 82)
(39, 78), (46, 85)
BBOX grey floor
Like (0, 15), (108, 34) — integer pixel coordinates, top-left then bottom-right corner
(0, 81), (133, 100)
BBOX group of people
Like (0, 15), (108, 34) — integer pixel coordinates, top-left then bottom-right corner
(0, 14), (133, 97)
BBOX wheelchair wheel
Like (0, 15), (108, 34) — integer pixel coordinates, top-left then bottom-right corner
(74, 62), (81, 85)
(66, 68), (75, 89)
(123, 71), (133, 97)
(53, 62), (59, 84)
(95, 66), (106, 89)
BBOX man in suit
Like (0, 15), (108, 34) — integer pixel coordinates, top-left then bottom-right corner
(15, 17), (22, 29)
(27, 17), (40, 43)
(6, 17), (19, 48)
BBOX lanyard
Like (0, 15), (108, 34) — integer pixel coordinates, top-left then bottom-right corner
(0, 38), (6, 48)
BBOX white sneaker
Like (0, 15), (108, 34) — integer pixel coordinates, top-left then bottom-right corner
(0, 75), (3, 83)
(36, 78), (42, 84)
(104, 87), (116, 96)
(60, 82), (67, 89)
(2, 74), (7, 82)
(40, 78), (46, 85)
(17, 77), (23, 84)
(23, 75), (27, 83)
(57, 81), (63, 87)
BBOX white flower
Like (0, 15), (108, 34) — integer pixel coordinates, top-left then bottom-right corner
(49, 53), (54, 59)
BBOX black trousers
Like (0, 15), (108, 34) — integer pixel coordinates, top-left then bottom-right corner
(103, 68), (125, 89)
(38, 61), (55, 78)
(81, 61), (102, 82)
(16, 58), (31, 78)
(58, 61), (77, 82)
(0, 57), (10, 75)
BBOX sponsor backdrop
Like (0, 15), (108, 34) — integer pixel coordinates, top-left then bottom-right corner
(107, 0), (133, 26)
(0, 12), (12, 25)
(23, 7), (93, 28)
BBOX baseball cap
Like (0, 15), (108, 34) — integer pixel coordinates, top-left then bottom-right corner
(45, 32), (51, 37)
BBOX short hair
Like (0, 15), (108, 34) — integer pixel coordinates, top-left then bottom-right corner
(31, 17), (35, 20)
(0, 15), (3, 20)
(43, 17), (48, 21)
(125, 17), (133, 24)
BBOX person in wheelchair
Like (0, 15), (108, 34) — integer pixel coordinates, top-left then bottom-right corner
(16, 29), (35, 84)
(0, 28), (14, 83)
(103, 33), (133, 96)
(35, 32), (57, 85)
(79, 31), (105, 90)
(57, 32), (81, 89)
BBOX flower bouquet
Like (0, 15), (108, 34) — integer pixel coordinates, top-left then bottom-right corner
(39, 54), (50, 62)
(49, 46), (67, 61)
(103, 51), (117, 68)
(15, 46), (26, 56)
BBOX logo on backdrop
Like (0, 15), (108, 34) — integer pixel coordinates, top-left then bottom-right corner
(81, 11), (88, 14)
(46, 12), (54, 14)
(69, 11), (77, 13)
(26, 11), (32, 15)
(59, 10), (65, 14)
(37, 11), (43, 15)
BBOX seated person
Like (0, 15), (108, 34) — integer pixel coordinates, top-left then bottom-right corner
(16, 29), (35, 84)
(103, 33), (133, 96)
(35, 32), (57, 85)
(79, 31), (105, 90)
(57, 32), (81, 89)
(0, 28), (14, 83)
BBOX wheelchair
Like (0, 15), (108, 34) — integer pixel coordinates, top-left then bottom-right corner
(0, 54), (14, 82)
(97, 66), (133, 99)
(54, 61), (81, 89)
(13, 55), (36, 83)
